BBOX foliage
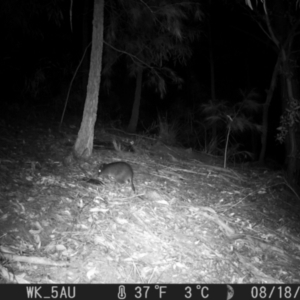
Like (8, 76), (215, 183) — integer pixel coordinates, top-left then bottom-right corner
(245, 0), (300, 11)
(1, 0), (65, 105)
(157, 114), (179, 145)
(225, 142), (253, 163)
(202, 89), (262, 167)
(23, 67), (46, 99)
(0, 0), (63, 46)
(242, 0), (300, 181)
(203, 89), (261, 131)
(103, 0), (202, 97)
(277, 98), (300, 143)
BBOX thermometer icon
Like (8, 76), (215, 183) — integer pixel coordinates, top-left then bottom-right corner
(118, 285), (126, 299)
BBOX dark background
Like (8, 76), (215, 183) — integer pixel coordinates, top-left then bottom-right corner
(0, 0), (287, 163)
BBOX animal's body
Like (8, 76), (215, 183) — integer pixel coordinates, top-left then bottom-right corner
(98, 161), (135, 192)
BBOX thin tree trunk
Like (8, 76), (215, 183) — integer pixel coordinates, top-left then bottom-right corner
(127, 66), (143, 133)
(208, 0), (217, 148)
(81, 0), (92, 98)
(259, 55), (280, 162)
(282, 49), (300, 183)
(74, 0), (104, 158)
(208, 0), (216, 101)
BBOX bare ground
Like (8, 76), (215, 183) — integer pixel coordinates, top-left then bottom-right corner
(1, 119), (300, 283)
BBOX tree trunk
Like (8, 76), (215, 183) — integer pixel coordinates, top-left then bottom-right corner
(208, 0), (216, 101)
(208, 0), (217, 149)
(81, 0), (92, 98)
(259, 55), (280, 162)
(127, 66), (143, 133)
(281, 49), (300, 184)
(74, 0), (104, 158)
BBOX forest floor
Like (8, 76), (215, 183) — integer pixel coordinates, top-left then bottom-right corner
(1, 117), (300, 285)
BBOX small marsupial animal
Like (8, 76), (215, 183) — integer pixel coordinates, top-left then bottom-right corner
(98, 161), (135, 192)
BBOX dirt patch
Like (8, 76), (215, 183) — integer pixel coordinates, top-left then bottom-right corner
(1, 121), (300, 283)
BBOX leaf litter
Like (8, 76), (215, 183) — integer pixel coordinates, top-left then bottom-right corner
(0, 122), (300, 283)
